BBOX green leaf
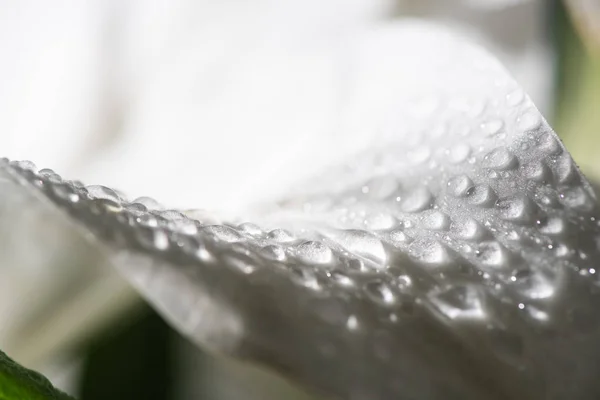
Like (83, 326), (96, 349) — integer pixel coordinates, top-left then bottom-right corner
(0, 350), (74, 400)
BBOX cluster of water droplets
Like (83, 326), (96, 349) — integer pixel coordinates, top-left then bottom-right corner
(3, 77), (600, 399)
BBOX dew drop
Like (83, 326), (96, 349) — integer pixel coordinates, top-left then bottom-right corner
(334, 230), (387, 265)
(447, 175), (474, 197)
(537, 216), (565, 235)
(506, 88), (525, 106)
(267, 229), (296, 243)
(483, 147), (518, 170)
(448, 144), (471, 164)
(203, 225), (244, 243)
(296, 241), (333, 265)
(429, 285), (485, 320)
(453, 218), (485, 240)
(496, 196), (536, 223)
(51, 183), (79, 203)
(401, 187), (433, 213)
(522, 161), (550, 183)
(421, 210), (450, 231)
(86, 185), (121, 203)
(408, 239), (451, 266)
(467, 185), (497, 207)
(238, 222), (262, 235)
(364, 280), (396, 305)
(364, 212), (397, 230)
(481, 119), (504, 136)
(537, 133), (561, 155)
(133, 196), (163, 211)
(260, 244), (286, 261)
(518, 110), (542, 131)
(560, 187), (594, 212)
(475, 241), (507, 268)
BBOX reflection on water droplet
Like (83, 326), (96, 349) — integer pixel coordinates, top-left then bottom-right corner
(13, 160), (38, 172)
(447, 175), (474, 197)
(481, 119), (504, 136)
(261, 244), (286, 261)
(133, 196), (163, 211)
(448, 144), (471, 164)
(421, 210), (450, 231)
(87, 185), (121, 203)
(467, 185), (497, 207)
(388, 230), (409, 246)
(518, 110), (542, 131)
(364, 280), (395, 304)
(560, 187), (594, 212)
(203, 225), (244, 243)
(334, 230), (387, 265)
(330, 271), (354, 286)
(346, 315), (358, 330)
(238, 222), (262, 235)
(364, 212), (397, 230)
(429, 285), (485, 320)
(267, 229), (296, 243)
(401, 187), (433, 212)
(522, 161), (550, 183)
(511, 269), (555, 299)
(365, 176), (398, 199)
(506, 89), (524, 106)
(537, 133), (561, 155)
(52, 183), (79, 203)
(555, 156), (577, 184)
(538, 216), (565, 235)
(409, 239), (451, 266)
(483, 147), (518, 170)
(296, 241), (333, 265)
(475, 241), (507, 268)
(496, 197), (535, 223)
(453, 218), (485, 241)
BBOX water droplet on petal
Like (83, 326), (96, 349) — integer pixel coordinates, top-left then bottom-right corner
(408, 239), (451, 266)
(334, 230), (387, 265)
(518, 110), (542, 131)
(483, 147), (518, 170)
(296, 241), (333, 265)
(364, 280), (396, 305)
(401, 187), (433, 213)
(429, 285), (486, 320)
(203, 225), (244, 243)
(447, 175), (474, 197)
(86, 185), (121, 203)
(421, 210), (450, 231)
